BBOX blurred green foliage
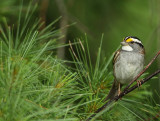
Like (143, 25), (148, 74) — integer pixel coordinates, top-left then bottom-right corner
(0, 0), (160, 120)
(1, 0), (160, 59)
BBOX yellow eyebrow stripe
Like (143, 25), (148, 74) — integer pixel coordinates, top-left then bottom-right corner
(126, 38), (133, 42)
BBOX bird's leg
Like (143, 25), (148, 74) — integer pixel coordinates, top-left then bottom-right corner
(118, 83), (121, 96)
(137, 80), (142, 88)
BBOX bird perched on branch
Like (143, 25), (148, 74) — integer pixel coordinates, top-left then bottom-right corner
(105, 36), (145, 101)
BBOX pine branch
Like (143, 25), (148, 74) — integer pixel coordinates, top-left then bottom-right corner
(86, 50), (160, 121)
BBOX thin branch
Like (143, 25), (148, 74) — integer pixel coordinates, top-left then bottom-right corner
(122, 69), (160, 96)
(86, 69), (160, 121)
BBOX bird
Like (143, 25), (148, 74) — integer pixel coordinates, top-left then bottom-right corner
(105, 36), (145, 101)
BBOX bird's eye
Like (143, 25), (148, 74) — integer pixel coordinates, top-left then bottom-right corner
(130, 41), (134, 44)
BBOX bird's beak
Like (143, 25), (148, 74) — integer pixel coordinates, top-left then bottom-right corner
(121, 41), (128, 46)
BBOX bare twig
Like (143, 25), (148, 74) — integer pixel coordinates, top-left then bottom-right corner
(122, 69), (160, 96)
(86, 49), (160, 121)
(86, 69), (160, 121)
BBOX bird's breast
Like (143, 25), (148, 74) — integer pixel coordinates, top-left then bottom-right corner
(114, 52), (144, 84)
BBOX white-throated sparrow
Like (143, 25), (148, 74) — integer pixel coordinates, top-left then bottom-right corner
(105, 36), (145, 101)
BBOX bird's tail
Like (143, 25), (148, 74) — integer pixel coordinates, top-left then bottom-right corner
(104, 80), (119, 101)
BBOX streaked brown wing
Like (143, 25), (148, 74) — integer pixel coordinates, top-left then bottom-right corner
(140, 48), (145, 54)
(113, 49), (120, 65)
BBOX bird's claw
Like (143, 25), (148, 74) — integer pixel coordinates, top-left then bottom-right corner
(137, 80), (142, 88)
(118, 83), (121, 96)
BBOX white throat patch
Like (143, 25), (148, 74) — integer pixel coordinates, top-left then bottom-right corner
(122, 45), (133, 51)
